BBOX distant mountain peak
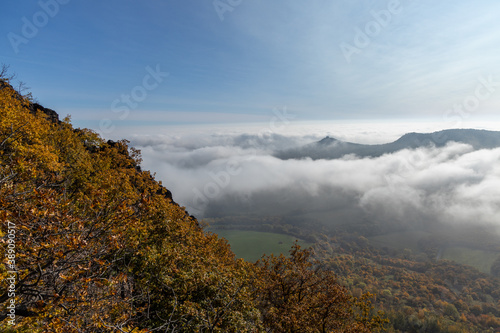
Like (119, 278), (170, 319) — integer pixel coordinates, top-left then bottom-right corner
(318, 136), (338, 145)
(276, 128), (500, 160)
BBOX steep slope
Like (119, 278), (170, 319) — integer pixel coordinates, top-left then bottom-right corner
(0, 78), (384, 332)
(0, 79), (259, 332)
(276, 129), (500, 160)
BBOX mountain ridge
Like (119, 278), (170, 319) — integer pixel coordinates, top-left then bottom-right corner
(276, 128), (500, 160)
(0, 76), (386, 332)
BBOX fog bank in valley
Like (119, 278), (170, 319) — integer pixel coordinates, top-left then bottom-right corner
(131, 129), (500, 235)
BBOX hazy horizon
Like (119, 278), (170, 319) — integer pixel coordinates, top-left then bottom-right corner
(3, 0), (500, 252)
(109, 123), (500, 241)
(3, 1), (500, 132)
(3, 1), (500, 330)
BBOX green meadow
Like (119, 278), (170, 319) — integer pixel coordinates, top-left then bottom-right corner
(441, 246), (499, 274)
(213, 229), (313, 262)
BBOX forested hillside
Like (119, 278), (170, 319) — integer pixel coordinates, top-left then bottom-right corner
(209, 215), (500, 332)
(0, 77), (384, 332)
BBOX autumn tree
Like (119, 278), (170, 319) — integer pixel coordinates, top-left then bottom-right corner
(255, 243), (387, 333)
(1, 75), (389, 332)
(0, 78), (259, 332)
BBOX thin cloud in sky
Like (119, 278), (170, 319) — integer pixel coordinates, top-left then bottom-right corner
(3, 1), (500, 127)
(227, 1), (500, 119)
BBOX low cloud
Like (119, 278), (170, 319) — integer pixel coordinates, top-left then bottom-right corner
(131, 131), (500, 235)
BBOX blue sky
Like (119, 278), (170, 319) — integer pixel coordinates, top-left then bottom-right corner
(2, 0), (500, 134)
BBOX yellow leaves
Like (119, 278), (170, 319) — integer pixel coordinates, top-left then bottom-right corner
(20, 225), (31, 232)
(0, 81), (257, 331)
(59, 273), (70, 281)
(94, 259), (107, 266)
